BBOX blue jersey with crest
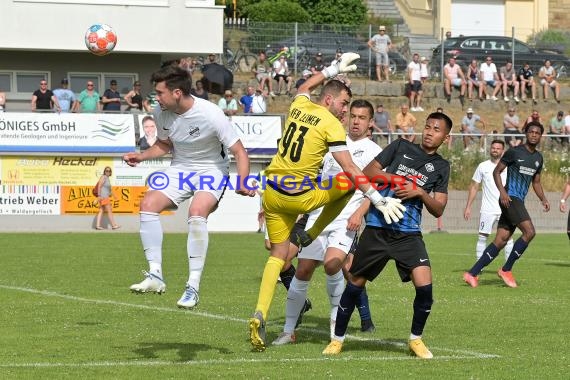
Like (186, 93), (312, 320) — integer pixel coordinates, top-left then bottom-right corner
(502, 145), (543, 201)
(366, 139), (450, 232)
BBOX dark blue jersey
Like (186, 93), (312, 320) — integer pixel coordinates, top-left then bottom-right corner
(367, 139), (450, 232)
(502, 145), (543, 201)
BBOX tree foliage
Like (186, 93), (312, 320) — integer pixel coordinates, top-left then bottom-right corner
(245, 0), (310, 23)
(310, 0), (367, 25)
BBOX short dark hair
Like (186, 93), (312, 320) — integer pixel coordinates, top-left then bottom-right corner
(490, 139), (505, 147)
(350, 99), (374, 119)
(150, 65), (192, 96)
(427, 112), (453, 132)
(141, 115), (155, 125)
(524, 121), (544, 134)
(319, 79), (352, 100)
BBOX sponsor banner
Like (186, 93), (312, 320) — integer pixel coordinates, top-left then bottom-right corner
(0, 184), (60, 215)
(1, 156), (113, 186)
(60, 186), (147, 214)
(112, 157), (171, 186)
(230, 115), (281, 155)
(0, 113), (136, 153)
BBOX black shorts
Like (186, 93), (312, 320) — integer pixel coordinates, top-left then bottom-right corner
(497, 197), (530, 233)
(411, 80), (422, 92)
(350, 226), (429, 283)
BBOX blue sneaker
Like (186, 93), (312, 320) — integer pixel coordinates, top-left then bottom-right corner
(176, 284), (199, 309)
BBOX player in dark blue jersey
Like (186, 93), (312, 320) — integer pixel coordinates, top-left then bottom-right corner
(463, 122), (550, 288)
(322, 112), (452, 359)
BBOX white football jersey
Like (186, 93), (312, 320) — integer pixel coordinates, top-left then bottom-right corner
(155, 97), (239, 171)
(472, 159), (506, 214)
(308, 136), (382, 227)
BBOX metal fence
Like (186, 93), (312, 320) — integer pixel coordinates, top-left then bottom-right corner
(223, 21), (410, 78)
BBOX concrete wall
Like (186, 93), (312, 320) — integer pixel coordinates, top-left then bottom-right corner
(395, 0), (435, 35)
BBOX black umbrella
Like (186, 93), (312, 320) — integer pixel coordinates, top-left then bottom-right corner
(201, 63), (234, 95)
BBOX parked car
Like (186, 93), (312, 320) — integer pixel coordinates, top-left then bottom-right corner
(430, 35), (570, 78)
(266, 32), (409, 77)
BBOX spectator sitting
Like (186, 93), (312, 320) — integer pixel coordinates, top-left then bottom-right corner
(518, 62), (538, 104)
(53, 78), (76, 113)
(309, 52), (326, 74)
(395, 104), (416, 143)
(499, 60), (520, 103)
(251, 89), (267, 114)
(295, 70), (312, 92)
(272, 55), (293, 95)
(443, 56), (466, 106)
(218, 89), (238, 117)
(538, 59), (561, 103)
(124, 81), (144, 112)
(503, 107), (522, 147)
(253, 51), (275, 96)
(461, 107), (487, 151)
(31, 79), (61, 112)
(524, 109), (543, 129)
(239, 86), (255, 113)
(191, 79), (209, 100)
(466, 59), (484, 101)
(370, 103), (392, 145)
(479, 56), (501, 101)
(548, 111), (567, 149)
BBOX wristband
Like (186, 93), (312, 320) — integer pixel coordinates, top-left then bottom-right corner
(560, 199), (566, 203)
(364, 187), (385, 206)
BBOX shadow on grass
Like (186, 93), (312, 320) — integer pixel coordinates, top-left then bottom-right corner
(133, 342), (232, 361)
(544, 262), (570, 267)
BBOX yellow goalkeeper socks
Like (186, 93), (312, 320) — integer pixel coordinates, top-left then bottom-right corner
(255, 256), (285, 320)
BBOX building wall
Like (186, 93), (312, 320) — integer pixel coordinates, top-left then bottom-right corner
(0, 0), (225, 54)
(394, 0), (435, 35)
(549, 0), (570, 30)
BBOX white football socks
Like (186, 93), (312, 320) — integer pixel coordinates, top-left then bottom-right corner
(140, 211), (163, 278)
(476, 234), (487, 260)
(187, 216), (209, 291)
(504, 238), (514, 262)
(284, 277), (309, 334)
(326, 270), (344, 322)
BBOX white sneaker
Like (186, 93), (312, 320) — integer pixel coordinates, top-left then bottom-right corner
(130, 271), (166, 294)
(177, 284), (199, 309)
(417, 106), (424, 112)
(514, 96), (520, 103)
(491, 96), (498, 101)
(272, 332), (296, 345)
(486, 94), (491, 100)
(410, 107), (417, 112)
(269, 91), (276, 97)
(504, 96), (510, 102)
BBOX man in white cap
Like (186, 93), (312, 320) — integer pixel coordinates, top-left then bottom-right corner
(368, 26), (392, 82)
(461, 107), (487, 151)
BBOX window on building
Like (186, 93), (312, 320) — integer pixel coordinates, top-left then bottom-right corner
(0, 72), (12, 92)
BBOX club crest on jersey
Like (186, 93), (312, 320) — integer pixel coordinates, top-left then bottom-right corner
(425, 163), (435, 172)
(353, 149), (364, 157)
(188, 126), (200, 137)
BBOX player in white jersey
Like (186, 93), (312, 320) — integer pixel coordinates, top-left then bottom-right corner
(124, 65), (255, 308)
(464, 139), (513, 261)
(272, 100), (382, 346)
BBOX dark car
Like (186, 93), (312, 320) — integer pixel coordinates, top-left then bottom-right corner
(267, 32), (409, 76)
(430, 35), (570, 78)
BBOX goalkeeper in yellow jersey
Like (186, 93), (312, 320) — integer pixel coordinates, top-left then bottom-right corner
(248, 52), (406, 351)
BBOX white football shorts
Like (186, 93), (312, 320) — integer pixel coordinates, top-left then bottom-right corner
(478, 212), (501, 235)
(298, 220), (356, 261)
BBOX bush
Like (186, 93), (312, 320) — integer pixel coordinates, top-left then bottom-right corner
(245, 0), (310, 23)
(528, 29), (570, 56)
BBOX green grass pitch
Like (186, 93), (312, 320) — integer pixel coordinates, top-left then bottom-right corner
(0, 232), (568, 379)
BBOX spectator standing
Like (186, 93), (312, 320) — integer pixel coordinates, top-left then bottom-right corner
(479, 56), (501, 101)
(538, 59), (561, 103)
(272, 55), (293, 95)
(548, 111), (567, 149)
(190, 80), (209, 100)
(218, 89), (238, 117)
(239, 86), (255, 113)
(370, 104), (392, 145)
(524, 109), (543, 128)
(138, 115), (157, 151)
(395, 104), (417, 143)
(499, 60), (520, 103)
(53, 78), (75, 113)
(443, 56), (466, 106)
(125, 81), (144, 111)
(461, 107), (487, 151)
(31, 79), (60, 112)
(102, 79), (122, 112)
(503, 107), (522, 147)
(95, 166), (120, 230)
(466, 59), (483, 101)
(368, 25), (392, 82)
(74, 81), (101, 113)
(0, 89), (5, 112)
(253, 51), (275, 96)
(251, 89), (267, 114)
(408, 53), (423, 111)
(518, 62), (537, 104)
(420, 56), (429, 83)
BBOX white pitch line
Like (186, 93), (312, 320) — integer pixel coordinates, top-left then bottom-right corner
(0, 354), (492, 369)
(0, 284), (500, 362)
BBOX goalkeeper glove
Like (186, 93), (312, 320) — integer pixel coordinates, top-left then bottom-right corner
(322, 52), (360, 79)
(365, 188), (406, 224)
